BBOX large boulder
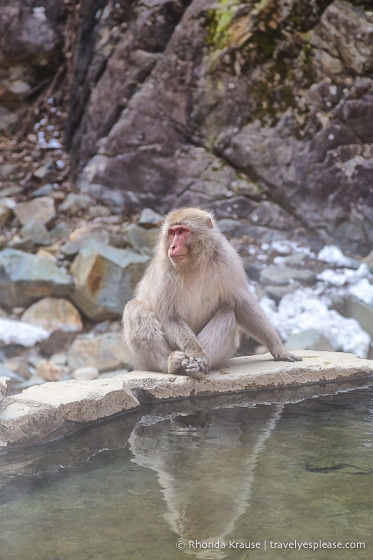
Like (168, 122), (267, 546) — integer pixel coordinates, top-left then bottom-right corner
(70, 244), (150, 321)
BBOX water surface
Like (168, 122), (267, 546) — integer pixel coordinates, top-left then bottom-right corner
(0, 380), (372, 559)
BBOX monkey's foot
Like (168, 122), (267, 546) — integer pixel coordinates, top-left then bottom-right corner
(181, 356), (208, 380)
(274, 351), (303, 362)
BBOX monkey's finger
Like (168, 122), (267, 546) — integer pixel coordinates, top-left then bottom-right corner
(274, 352), (303, 362)
(289, 354), (303, 361)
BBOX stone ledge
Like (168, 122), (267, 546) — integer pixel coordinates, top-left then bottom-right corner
(0, 351), (372, 447)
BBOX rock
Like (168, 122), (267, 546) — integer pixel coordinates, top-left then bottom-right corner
(61, 230), (110, 257)
(36, 359), (64, 382)
(59, 193), (94, 216)
(87, 205), (111, 219)
(50, 353), (67, 366)
(0, 186), (22, 197)
(122, 224), (157, 254)
(32, 163), (55, 180)
(259, 265), (317, 286)
(20, 221), (52, 246)
(39, 330), (77, 357)
(0, 248), (74, 309)
(0, 377), (140, 445)
(21, 297), (83, 333)
(2, 350), (372, 446)
(0, 163), (19, 178)
(49, 222), (70, 241)
(71, 366), (99, 381)
(66, 0), (373, 256)
(0, 197), (15, 225)
(362, 249), (373, 272)
(32, 184), (54, 197)
(8, 236), (35, 252)
(285, 329), (335, 352)
(0, 318), (49, 347)
(67, 332), (127, 373)
(139, 208), (163, 227)
(343, 296), (373, 338)
(264, 283), (301, 302)
(311, 1), (373, 75)
(13, 196), (56, 226)
(70, 245), (150, 321)
(3, 357), (33, 380)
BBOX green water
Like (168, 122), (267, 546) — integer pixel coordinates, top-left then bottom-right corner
(0, 381), (372, 560)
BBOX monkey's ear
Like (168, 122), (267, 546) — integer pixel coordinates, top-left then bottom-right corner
(205, 217), (213, 229)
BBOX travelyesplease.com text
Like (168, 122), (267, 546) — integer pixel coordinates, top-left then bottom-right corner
(176, 539), (366, 552)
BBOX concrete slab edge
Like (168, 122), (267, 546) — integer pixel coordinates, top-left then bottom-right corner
(0, 351), (372, 447)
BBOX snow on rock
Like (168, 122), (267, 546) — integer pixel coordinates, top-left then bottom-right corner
(271, 240), (315, 257)
(0, 318), (49, 347)
(317, 263), (373, 306)
(317, 245), (352, 267)
(349, 278), (373, 306)
(317, 263), (370, 287)
(260, 289), (371, 358)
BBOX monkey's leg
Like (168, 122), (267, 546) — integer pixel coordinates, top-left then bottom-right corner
(122, 300), (172, 372)
(196, 307), (237, 371)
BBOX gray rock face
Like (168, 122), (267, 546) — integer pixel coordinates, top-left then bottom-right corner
(0, 0), (62, 114)
(67, 0), (373, 256)
(70, 244), (150, 320)
(0, 248), (75, 309)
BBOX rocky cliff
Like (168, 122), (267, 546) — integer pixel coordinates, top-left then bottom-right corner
(70, 0), (373, 255)
(1, 0), (372, 256)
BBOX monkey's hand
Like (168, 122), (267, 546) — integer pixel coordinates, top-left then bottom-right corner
(273, 350), (303, 362)
(167, 351), (208, 379)
(167, 351), (189, 375)
(181, 355), (209, 380)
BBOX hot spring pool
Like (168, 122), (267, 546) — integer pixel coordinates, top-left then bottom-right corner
(0, 380), (372, 559)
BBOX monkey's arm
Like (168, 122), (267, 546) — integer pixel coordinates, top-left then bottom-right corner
(235, 292), (302, 362)
(162, 316), (209, 377)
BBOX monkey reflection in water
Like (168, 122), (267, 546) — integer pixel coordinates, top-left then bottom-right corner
(129, 404), (283, 548)
(122, 207), (301, 378)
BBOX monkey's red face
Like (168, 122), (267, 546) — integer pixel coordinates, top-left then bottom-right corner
(167, 225), (191, 263)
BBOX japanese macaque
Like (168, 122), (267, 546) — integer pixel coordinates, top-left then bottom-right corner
(122, 207), (302, 379)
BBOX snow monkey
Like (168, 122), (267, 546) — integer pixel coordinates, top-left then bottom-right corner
(122, 207), (302, 379)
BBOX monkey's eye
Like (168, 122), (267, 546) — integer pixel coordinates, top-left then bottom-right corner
(168, 229), (175, 237)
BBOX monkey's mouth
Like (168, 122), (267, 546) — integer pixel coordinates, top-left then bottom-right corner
(170, 254), (187, 262)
